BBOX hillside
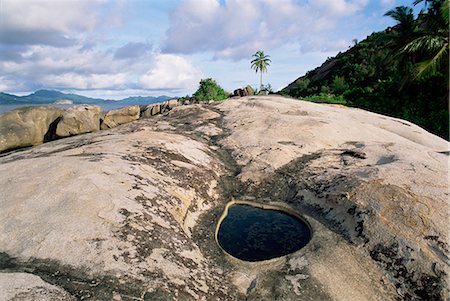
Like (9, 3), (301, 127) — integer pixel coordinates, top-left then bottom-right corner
(0, 90), (171, 105)
(281, 8), (449, 140)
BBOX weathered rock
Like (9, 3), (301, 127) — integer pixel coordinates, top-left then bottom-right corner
(0, 106), (63, 153)
(233, 86), (254, 97)
(233, 88), (243, 97)
(141, 102), (162, 118)
(161, 98), (179, 113)
(218, 96), (450, 300)
(142, 99), (179, 118)
(55, 105), (100, 137)
(0, 96), (448, 300)
(244, 86), (254, 96)
(0, 272), (75, 301)
(100, 105), (140, 130)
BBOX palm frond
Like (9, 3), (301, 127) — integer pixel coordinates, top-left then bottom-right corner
(413, 0), (425, 6)
(413, 0), (433, 7)
(440, 0), (449, 24)
(413, 41), (448, 78)
(384, 6), (414, 23)
(250, 51), (271, 73)
(404, 35), (447, 53)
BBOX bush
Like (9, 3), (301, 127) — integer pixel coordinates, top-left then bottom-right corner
(192, 78), (229, 101)
(331, 76), (348, 94)
(302, 93), (347, 105)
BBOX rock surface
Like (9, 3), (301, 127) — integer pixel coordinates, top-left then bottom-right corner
(100, 105), (140, 130)
(0, 96), (448, 300)
(0, 106), (63, 153)
(0, 273), (75, 301)
(141, 102), (162, 118)
(56, 105), (101, 137)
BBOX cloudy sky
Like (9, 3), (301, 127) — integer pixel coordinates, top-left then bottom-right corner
(0, 0), (416, 99)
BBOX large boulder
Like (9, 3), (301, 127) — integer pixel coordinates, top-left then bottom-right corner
(141, 102), (162, 118)
(56, 105), (101, 137)
(0, 106), (63, 153)
(161, 98), (180, 113)
(244, 86), (254, 96)
(100, 105), (140, 130)
(233, 86), (254, 97)
(141, 99), (180, 118)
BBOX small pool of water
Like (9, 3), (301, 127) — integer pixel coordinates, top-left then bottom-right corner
(217, 204), (311, 261)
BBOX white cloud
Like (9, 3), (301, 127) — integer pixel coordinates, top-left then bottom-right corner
(0, 42), (203, 93)
(0, 0), (104, 46)
(0, 76), (18, 92)
(311, 0), (369, 16)
(163, 0), (369, 60)
(42, 73), (129, 90)
(1, 0), (99, 33)
(139, 54), (202, 90)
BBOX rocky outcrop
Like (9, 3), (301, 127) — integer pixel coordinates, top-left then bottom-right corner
(233, 86), (254, 97)
(100, 105), (140, 130)
(0, 96), (448, 300)
(0, 106), (63, 153)
(141, 102), (162, 118)
(161, 98), (180, 112)
(56, 105), (101, 137)
(142, 99), (179, 118)
(0, 100), (182, 153)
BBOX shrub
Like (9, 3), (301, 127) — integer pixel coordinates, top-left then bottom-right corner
(192, 78), (229, 101)
(331, 76), (348, 94)
(302, 93), (347, 105)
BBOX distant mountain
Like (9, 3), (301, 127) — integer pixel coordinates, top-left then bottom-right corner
(0, 90), (173, 105)
(0, 92), (21, 104)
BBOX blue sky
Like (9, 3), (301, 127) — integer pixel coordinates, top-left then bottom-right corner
(0, 0), (419, 99)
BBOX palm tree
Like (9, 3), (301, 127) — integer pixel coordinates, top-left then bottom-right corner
(384, 6), (416, 40)
(251, 50), (271, 93)
(385, 0), (448, 80)
(383, 6), (418, 84)
(404, 0), (448, 79)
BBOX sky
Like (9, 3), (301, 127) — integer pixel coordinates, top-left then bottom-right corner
(0, 0), (419, 99)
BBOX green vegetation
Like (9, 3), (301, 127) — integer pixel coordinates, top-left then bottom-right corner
(302, 93), (347, 105)
(281, 0), (449, 139)
(192, 78), (229, 101)
(251, 51), (271, 93)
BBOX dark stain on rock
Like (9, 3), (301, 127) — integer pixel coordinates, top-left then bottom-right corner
(243, 152), (366, 244)
(341, 149), (367, 159)
(67, 152), (106, 162)
(370, 243), (445, 301)
(376, 155), (398, 165)
(0, 252), (146, 300)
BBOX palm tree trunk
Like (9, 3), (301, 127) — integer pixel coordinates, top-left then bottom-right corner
(260, 71), (262, 93)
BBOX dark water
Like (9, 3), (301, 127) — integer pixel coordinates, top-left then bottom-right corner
(217, 204), (311, 261)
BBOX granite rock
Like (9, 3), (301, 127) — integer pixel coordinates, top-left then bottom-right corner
(0, 96), (448, 300)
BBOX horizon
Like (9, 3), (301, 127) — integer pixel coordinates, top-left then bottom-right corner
(0, 0), (418, 99)
(2, 89), (173, 101)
